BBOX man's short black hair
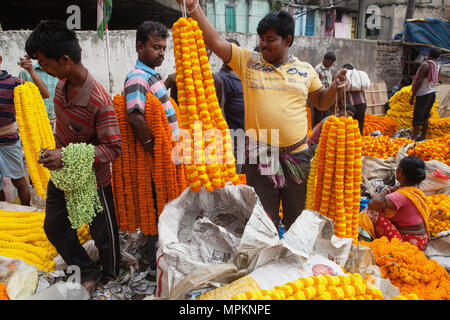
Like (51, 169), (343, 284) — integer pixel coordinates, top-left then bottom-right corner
(257, 10), (295, 47)
(136, 21), (169, 45)
(25, 20), (82, 63)
(400, 77), (412, 86)
(429, 47), (441, 59)
(324, 51), (336, 61)
(343, 64), (354, 70)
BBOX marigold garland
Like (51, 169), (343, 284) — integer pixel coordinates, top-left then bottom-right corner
(0, 209), (90, 272)
(361, 136), (414, 159)
(13, 82), (55, 199)
(172, 17), (239, 192)
(112, 93), (187, 236)
(228, 273), (414, 300)
(426, 117), (450, 139)
(306, 116), (362, 239)
(360, 237), (450, 300)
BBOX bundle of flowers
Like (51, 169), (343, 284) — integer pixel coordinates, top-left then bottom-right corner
(363, 114), (397, 137)
(360, 237), (450, 300)
(172, 17), (239, 192)
(112, 94), (187, 236)
(361, 136), (414, 159)
(13, 82), (55, 199)
(426, 117), (450, 139)
(306, 116), (362, 239)
(427, 193), (450, 237)
(386, 85), (439, 129)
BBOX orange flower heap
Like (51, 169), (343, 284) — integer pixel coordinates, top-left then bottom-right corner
(306, 116), (362, 239)
(407, 134), (450, 166)
(360, 237), (450, 300)
(361, 136), (414, 159)
(172, 17), (239, 192)
(363, 114), (397, 137)
(426, 117), (450, 139)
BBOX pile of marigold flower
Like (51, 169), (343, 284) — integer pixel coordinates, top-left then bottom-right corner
(427, 193), (450, 237)
(386, 85), (439, 129)
(0, 282), (9, 300)
(172, 17), (240, 192)
(306, 116), (362, 239)
(406, 134), (450, 165)
(0, 209), (90, 272)
(230, 273), (417, 300)
(112, 94), (187, 236)
(360, 237), (450, 300)
(363, 114), (397, 137)
(426, 117), (450, 139)
(14, 82), (55, 199)
(361, 136), (414, 159)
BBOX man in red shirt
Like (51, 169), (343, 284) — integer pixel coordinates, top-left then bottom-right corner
(26, 20), (122, 294)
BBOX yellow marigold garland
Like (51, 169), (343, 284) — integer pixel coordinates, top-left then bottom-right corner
(306, 116), (362, 239)
(13, 82), (55, 199)
(0, 209), (90, 272)
(172, 17), (239, 192)
(360, 237), (450, 300)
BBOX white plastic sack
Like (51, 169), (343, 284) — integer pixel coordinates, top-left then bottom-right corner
(425, 231), (450, 273)
(5, 262), (38, 300)
(345, 70), (371, 91)
(155, 184), (279, 299)
(28, 281), (90, 300)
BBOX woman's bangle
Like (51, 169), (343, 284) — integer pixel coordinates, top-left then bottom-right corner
(189, 1), (200, 12)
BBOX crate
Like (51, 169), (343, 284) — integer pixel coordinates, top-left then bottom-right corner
(365, 82), (388, 116)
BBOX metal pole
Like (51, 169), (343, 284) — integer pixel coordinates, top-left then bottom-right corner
(405, 0), (416, 20)
(105, 27), (114, 97)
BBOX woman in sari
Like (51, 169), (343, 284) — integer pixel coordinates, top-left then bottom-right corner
(360, 156), (430, 250)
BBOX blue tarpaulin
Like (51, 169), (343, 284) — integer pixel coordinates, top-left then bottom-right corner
(395, 18), (450, 64)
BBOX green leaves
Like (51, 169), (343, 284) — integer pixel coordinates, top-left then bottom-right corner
(51, 143), (103, 229)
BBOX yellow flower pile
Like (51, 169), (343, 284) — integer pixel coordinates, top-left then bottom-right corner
(14, 82), (55, 199)
(360, 237), (450, 300)
(229, 273), (417, 300)
(363, 114), (397, 137)
(172, 17), (239, 192)
(386, 85), (439, 129)
(361, 136), (414, 159)
(427, 193), (450, 237)
(407, 134), (450, 165)
(426, 117), (450, 139)
(306, 116), (362, 239)
(0, 209), (90, 272)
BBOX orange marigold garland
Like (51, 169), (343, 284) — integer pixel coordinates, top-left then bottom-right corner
(112, 93), (186, 236)
(306, 116), (362, 239)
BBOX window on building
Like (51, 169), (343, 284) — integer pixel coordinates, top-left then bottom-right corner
(351, 16), (357, 38)
(305, 10), (315, 36)
(225, 6), (236, 32)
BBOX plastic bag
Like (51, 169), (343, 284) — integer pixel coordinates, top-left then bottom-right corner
(28, 281), (90, 300)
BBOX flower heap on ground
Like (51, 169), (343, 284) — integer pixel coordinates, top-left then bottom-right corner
(361, 136), (414, 159)
(407, 134), (450, 166)
(363, 114), (398, 137)
(229, 273), (417, 300)
(306, 116), (362, 239)
(426, 117), (450, 139)
(172, 17), (239, 192)
(360, 237), (450, 300)
(13, 82), (55, 199)
(427, 193), (450, 237)
(0, 209), (90, 272)
(112, 94), (187, 236)
(50, 143), (102, 230)
(386, 85), (439, 129)
(0, 282), (9, 300)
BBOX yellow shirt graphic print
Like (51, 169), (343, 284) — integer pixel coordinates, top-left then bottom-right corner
(228, 44), (323, 152)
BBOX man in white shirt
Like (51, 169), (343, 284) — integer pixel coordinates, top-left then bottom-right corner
(313, 52), (336, 126)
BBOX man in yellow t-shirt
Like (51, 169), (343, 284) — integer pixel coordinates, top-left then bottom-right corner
(174, 3), (347, 232)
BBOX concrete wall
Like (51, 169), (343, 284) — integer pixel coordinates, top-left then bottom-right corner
(0, 29), (405, 98)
